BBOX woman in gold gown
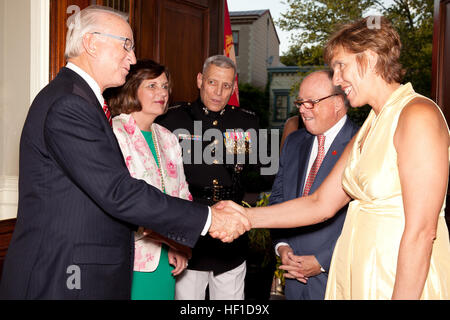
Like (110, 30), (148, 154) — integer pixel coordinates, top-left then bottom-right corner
(220, 17), (450, 299)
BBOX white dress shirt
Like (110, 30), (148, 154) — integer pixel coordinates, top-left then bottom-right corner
(303, 115), (347, 188)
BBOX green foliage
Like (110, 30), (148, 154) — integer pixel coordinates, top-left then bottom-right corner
(244, 194), (286, 286)
(243, 193), (276, 269)
(347, 105), (371, 127)
(384, 0), (434, 97)
(278, 0), (375, 57)
(278, 0), (434, 98)
(274, 256), (286, 286)
(281, 45), (324, 66)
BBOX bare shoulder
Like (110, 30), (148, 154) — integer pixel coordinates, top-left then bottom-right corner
(399, 98), (448, 132)
(401, 97), (445, 122)
(396, 97), (449, 146)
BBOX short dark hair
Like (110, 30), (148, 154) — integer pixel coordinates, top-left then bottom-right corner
(108, 59), (171, 116)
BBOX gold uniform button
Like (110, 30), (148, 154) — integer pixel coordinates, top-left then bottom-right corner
(213, 120), (218, 126)
(212, 179), (219, 185)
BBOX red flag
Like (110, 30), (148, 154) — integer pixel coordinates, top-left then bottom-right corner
(224, 0), (239, 107)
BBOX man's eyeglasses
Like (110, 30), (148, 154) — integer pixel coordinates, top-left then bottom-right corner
(294, 93), (340, 109)
(90, 32), (135, 52)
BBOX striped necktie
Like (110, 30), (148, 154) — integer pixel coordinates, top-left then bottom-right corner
(102, 101), (112, 127)
(303, 135), (325, 196)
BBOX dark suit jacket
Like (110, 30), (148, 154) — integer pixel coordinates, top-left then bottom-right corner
(270, 117), (359, 300)
(0, 68), (208, 300)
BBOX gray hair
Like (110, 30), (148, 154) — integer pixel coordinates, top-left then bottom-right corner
(65, 5), (129, 60)
(202, 55), (237, 79)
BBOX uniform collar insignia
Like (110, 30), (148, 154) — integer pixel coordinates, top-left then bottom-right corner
(202, 106), (226, 116)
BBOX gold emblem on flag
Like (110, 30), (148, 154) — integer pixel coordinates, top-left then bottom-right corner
(225, 34), (233, 56)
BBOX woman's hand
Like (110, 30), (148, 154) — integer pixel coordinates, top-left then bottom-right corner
(168, 248), (189, 276)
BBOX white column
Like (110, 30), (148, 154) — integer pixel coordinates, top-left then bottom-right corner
(0, 0), (49, 220)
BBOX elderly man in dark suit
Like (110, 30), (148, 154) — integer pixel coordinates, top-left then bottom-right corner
(270, 70), (359, 300)
(0, 5), (249, 300)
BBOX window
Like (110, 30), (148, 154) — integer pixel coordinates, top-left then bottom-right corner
(273, 90), (291, 122)
(275, 95), (288, 121)
(232, 31), (239, 56)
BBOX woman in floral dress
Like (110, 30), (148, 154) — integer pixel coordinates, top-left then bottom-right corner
(109, 60), (192, 300)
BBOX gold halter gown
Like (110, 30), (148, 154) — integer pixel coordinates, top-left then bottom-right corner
(325, 83), (450, 300)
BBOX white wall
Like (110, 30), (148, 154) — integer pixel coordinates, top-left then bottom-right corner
(250, 14), (268, 88)
(233, 24), (251, 85)
(0, 0), (49, 220)
(0, 0), (5, 179)
(267, 17), (281, 67)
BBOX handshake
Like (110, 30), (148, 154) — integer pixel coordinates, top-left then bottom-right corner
(209, 201), (252, 243)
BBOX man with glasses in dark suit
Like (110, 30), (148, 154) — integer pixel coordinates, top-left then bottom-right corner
(270, 70), (359, 300)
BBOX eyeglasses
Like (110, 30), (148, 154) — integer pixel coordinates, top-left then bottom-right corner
(90, 32), (135, 52)
(294, 93), (340, 109)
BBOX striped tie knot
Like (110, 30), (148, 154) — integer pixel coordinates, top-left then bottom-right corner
(103, 101), (112, 127)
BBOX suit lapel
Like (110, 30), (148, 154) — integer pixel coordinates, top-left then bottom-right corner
(62, 68), (101, 107)
(62, 67), (113, 129)
(310, 118), (354, 193)
(62, 67), (119, 148)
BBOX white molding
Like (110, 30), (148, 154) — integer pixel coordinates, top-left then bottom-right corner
(29, 0), (50, 104)
(0, 175), (18, 220)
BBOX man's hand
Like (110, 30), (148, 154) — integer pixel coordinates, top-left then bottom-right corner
(278, 247), (322, 284)
(278, 245), (307, 284)
(209, 200), (251, 243)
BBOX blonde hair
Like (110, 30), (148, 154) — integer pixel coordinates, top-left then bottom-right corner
(324, 16), (405, 84)
(65, 5), (129, 60)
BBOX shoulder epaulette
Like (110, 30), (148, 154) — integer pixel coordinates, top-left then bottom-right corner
(167, 102), (189, 110)
(239, 108), (256, 116)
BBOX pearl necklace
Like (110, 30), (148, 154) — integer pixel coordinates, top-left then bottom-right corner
(150, 127), (166, 194)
